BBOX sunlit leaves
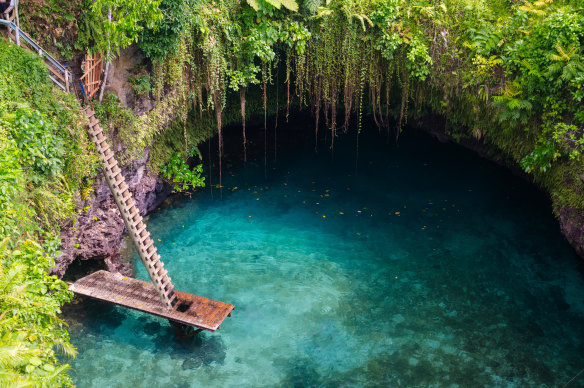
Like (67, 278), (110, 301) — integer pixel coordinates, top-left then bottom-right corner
(91, 0), (163, 61)
(0, 241), (75, 387)
(246, 0), (298, 11)
(159, 152), (206, 192)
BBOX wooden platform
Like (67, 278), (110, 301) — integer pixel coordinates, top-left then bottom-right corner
(69, 271), (234, 332)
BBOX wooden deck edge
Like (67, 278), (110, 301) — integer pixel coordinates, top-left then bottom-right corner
(68, 271), (234, 332)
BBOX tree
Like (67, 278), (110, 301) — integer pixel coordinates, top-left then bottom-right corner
(91, 0), (163, 100)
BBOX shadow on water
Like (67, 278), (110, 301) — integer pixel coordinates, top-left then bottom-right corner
(63, 298), (227, 367)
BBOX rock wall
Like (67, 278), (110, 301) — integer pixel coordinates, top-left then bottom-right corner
(413, 114), (584, 261)
(56, 146), (171, 277)
(56, 46), (168, 278)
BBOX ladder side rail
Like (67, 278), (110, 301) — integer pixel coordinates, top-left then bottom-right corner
(85, 115), (177, 309)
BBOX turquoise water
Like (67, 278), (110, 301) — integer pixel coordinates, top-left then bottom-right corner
(66, 124), (584, 387)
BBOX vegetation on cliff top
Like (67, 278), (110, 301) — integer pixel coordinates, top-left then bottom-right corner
(63, 0), (584, 212)
(125, 0), (582, 214)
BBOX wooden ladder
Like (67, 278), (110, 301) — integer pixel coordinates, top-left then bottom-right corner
(83, 106), (178, 309)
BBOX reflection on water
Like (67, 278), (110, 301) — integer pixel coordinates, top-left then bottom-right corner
(66, 124), (584, 387)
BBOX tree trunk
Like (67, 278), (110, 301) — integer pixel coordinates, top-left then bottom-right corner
(99, 62), (111, 102)
(98, 8), (112, 102)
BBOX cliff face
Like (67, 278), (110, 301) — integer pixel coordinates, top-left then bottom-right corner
(56, 147), (171, 277)
(559, 207), (584, 259)
(415, 114), (584, 261)
(56, 46), (170, 277)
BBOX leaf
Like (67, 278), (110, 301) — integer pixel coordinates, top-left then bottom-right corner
(246, 0), (259, 10)
(264, 0), (282, 9)
(279, 0), (299, 12)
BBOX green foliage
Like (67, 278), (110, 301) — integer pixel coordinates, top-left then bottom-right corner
(0, 39), (99, 384)
(4, 109), (65, 184)
(246, 0), (299, 12)
(159, 152), (205, 192)
(138, 0), (193, 61)
(90, 0), (163, 61)
(129, 72), (153, 100)
(0, 238), (75, 387)
(521, 140), (559, 173)
(75, 5), (105, 51)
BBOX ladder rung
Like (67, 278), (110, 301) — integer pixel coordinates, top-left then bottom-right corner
(108, 169), (120, 182)
(107, 159), (118, 170)
(113, 173), (123, 185)
(128, 207), (139, 220)
(121, 190), (131, 201)
(146, 252), (159, 264)
(103, 150), (114, 161)
(99, 143), (110, 154)
(138, 232), (150, 245)
(111, 165), (121, 175)
(125, 198), (135, 209)
(145, 245), (155, 256)
(142, 239), (154, 252)
(118, 182), (128, 193)
(134, 222), (146, 235)
(165, 291), (176, 304)
(92, 125), (103, 136)
(159, 278), (171, 292)
(156, 268), (168, 279)
(89, 118), (99, 127)
(145, 256), (159, 268)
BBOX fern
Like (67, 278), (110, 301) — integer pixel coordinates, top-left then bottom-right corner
(303, 0), (320, 14)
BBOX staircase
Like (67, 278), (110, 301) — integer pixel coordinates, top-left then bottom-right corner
(83, 106), (178, 309)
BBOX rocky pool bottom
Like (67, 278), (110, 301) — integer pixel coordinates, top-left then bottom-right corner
(63, 123), (584, 387)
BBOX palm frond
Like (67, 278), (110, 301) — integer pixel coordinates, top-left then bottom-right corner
(53, 340), (77, 359)
(303, 0), (320, 14)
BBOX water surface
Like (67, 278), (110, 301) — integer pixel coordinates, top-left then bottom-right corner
(66, 123), (584, 387)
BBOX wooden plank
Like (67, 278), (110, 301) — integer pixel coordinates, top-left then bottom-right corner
(69, 271), (234, 332)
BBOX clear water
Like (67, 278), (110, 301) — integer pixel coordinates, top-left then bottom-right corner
(66, 124), (584, 387)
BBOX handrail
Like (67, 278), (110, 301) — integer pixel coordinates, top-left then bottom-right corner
(0, 18), (71, 91)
